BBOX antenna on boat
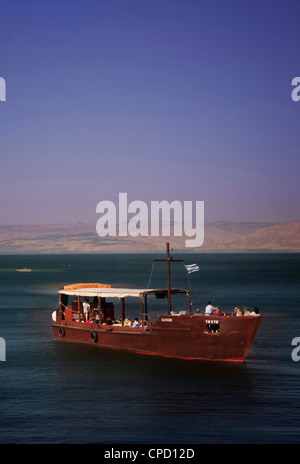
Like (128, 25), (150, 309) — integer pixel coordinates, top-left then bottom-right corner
(153, 242), (184, 314)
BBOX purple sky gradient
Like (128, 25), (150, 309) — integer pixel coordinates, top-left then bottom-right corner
(0, 0), (300, 224)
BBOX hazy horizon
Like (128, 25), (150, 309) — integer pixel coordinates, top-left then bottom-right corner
(0, 219), (296, 226)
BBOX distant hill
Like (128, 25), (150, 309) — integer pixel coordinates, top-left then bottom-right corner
(198, 220), (300, 252)
(0, 220), (299, 253)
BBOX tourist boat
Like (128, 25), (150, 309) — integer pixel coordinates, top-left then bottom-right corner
(16, 267), (32, 272)
(52, 244), (262, 362)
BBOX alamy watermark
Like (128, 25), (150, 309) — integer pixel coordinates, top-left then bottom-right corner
(0, 337), (6, 361)
(291, 337), (300, 362)
(96, 193), (204, 248)
(291, 77), (300, 102)
(0, 77), (6, 101)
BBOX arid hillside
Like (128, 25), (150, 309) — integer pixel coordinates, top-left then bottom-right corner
(0, 220), (299, 253)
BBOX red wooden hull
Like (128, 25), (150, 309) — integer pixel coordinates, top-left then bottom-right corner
(52, 314), (262, 362)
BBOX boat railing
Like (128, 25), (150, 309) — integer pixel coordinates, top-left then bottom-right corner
(142, 313), (159, 326)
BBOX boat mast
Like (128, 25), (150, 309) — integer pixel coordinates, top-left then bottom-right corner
(153, 242), (183, 315)
(166, 242), (172, 314)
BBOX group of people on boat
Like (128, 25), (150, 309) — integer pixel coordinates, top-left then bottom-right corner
(112, 318), (148, 328)
(78, 296), (260, 326)
(81, 298), (100, 323)
(193, 302), (260, 317)
(233, 306), (260, 316)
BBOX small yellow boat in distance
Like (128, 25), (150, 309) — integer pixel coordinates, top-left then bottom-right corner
(16, 267), (32, 272)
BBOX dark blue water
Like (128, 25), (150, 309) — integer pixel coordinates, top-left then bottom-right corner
(0, 253), (300, 444)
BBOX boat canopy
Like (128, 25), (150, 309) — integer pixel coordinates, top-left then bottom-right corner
(58, 286), (190, 299)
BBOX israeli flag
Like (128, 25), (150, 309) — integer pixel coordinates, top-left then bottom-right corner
(185, 264), (199, 274)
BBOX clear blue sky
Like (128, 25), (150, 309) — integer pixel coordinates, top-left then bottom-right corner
(0, 0), (299, 224)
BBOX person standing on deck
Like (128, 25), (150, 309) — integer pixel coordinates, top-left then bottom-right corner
(205, 301), (217, 316)
(83, 298), (90, 321)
